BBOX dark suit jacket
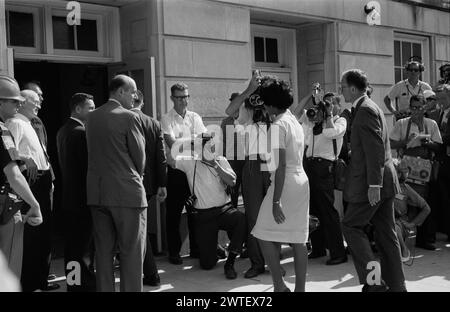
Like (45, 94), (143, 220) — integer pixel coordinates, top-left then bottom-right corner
(56, 118), (88, 212)
(344, 96), (400, 203)
(131, 109), (167, 197)
(86, 101), (147, 208)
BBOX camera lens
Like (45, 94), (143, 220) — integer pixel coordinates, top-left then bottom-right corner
(306, 108), (317, 119)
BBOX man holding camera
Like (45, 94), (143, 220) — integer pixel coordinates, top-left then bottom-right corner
(384, 59), (432, 120)
(390, 94), (442, 251)
(175, 138), (245, 279)
(302, 89), (348, 265)
(161, 83), (207, 265)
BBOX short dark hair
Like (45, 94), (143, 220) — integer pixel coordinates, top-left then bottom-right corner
(259, 76), (293, 110)
(109, 75), (131, 93)
(410, 94), (425, 106)
(22, 80), (41, 90)
(69, 93), (93, 112)
(342, 69), (369, 92)
(170, 83), (188, 95)
(135, 90), (144, 106)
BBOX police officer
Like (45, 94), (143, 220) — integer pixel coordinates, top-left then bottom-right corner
(0, 75), (42, 281)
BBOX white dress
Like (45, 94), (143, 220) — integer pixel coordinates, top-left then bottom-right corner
(251, 110), (310, 244)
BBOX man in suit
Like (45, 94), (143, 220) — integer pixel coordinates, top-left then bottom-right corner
(131, 90), (167, 287)
(56, 93), (96, 292)
(340, 69), (406, 292)
(86, 75), (147, 292)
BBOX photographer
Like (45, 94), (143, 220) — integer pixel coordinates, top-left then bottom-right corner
(390, 94), (442, 251)
(225, 71), (272, 279)
(303, 88), (347, 265)
(175, 138), (245, 280)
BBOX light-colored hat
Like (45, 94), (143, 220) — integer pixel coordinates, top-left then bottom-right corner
(423, 89), (436, 100)
(0, 75), (25, 102)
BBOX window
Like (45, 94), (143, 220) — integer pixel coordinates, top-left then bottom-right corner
(393, 34), (429, 84)
(253, 36), (279, 64)
(52, 16), (99, 52)
(6, 11), (35, 47)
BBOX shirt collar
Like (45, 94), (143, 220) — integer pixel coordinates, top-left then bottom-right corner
(108, 98), (122, 106)
(406, 79), (421, 89)
(352, 95), (366, 108)
(70, 117), (84, 126)
(170, 108), (190, 120)
(15, 113), (31, 122)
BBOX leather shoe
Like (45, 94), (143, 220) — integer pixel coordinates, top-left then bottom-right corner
(143, 274), (161, 287)
(362, 284), (387, 292)
(217, 245), (227, 260)
(416, 242), (436, 251)
(224, 265), (237, 280)
(168, 255), (183, 265)
(244, 266), (265, 279)
(326, 256), (348, 265)
(41, 283), (60, 291)
(47, 274), (57, 281)
(308, 251), (326, 259)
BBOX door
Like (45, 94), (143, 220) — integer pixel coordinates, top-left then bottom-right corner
(108, 57), (157, 118)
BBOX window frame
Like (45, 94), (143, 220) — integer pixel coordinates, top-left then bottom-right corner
(5, 5), (42, 54)
(50, 9), (104, 58)
(251, 30), (283, 67)
(393, 33), (430, 84)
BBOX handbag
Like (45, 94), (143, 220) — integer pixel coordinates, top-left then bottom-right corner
(0, 184), (23, 225)
(333, 139), (347, 191)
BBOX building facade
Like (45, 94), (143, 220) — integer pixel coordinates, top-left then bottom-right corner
(0, 0), (449, 251)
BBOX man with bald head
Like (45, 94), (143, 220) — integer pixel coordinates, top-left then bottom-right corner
(86, 74), (147, 292)
(5, 89), (58, 291)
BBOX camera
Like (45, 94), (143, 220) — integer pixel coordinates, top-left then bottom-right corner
(184, 194), (198, 214)
(306, 82), (332, 122)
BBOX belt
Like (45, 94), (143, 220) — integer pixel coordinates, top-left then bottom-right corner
(305, 157), (334, 164)
(193, 202), (233, 214)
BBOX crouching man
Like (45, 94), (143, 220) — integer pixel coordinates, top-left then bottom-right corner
(175, 137), (245, 279)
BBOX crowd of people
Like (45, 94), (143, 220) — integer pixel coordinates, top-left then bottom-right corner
(0, 58), (449, 292)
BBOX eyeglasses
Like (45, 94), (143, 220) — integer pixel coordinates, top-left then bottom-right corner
(172, 95), (190, 100)
(410, 106), (425, 111)
(407, 68), (420, 73)
(338, 85), (350, 93)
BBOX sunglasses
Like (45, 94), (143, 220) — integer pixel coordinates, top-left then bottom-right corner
(426, 97), (436, 101)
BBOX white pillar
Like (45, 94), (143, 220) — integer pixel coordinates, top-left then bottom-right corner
(0, 0), (12, 76)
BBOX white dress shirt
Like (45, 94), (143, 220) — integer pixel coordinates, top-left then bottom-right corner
(70, 116), (84, 127)
(6, 113), (49, 170)
(161, 108), (207, 168)
(303, 116), (347, 161)
(175, 155), (231, 209)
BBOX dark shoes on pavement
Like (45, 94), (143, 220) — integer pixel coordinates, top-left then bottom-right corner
(308, 251), (326, 259)
(416, 242), (436, 251)
(41, 283), (61, 291)
(143, 273), (161, 287)
(224, 265), (237, 280)
(326, 255), (348, 265)
(244, 266), (265, 279)
(362, 284), (388, 292)
(168, 255), (183, 265)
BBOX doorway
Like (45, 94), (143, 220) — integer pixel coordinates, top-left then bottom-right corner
(14, 60), (108, 234)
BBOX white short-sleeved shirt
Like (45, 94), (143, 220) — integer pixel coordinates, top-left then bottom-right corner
(388, 80), (432, 113)
(390, 117), (443, 146)
(175, 155), (232, 209)
(302, 116), (347, 161)
(234, 104), (268, 158)
(6, 113), (49, 170)
(161, 108), (207, 168)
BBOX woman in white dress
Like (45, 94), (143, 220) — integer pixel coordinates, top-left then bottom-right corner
(251, 77), (310, 292)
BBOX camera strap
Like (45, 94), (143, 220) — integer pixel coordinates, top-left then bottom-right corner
(191, 161), (197, 198)
(332, 139), (338, 161)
